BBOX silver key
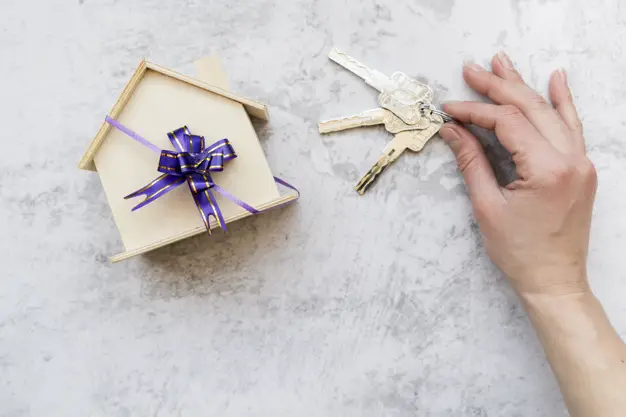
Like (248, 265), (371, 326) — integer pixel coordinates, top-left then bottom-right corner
(390, 72), (433, 102)
(328, 48), (433, 125)
(329, 47), (396, 93)
(319, 108), (430, 135)
(355, 113), (444, 195)
(379, 73), (434, 124)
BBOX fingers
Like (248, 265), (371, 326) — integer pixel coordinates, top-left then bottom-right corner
(439, 123), (504, 206)
(549, 69), (586, 152)
(442, 101), (544, 157)
(491, 52), (524, 84)
(463, 55), (574, 154)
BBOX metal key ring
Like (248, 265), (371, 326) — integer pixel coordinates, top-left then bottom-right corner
(430, 108), (459, 124)
(419, 102), (459, 124)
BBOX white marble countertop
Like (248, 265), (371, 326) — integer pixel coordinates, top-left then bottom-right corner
(2, 0), (625, 416)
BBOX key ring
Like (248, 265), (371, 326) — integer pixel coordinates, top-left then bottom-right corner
(419, 102), (459, 124)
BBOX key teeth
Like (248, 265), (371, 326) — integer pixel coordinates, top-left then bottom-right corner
(356, 174), (376, 195)
(354, 174), (370, 195)
(354, 181), (368, 195)
(318, 121), (344, 134)
(318, 119), (346, 134)
(355, 160), (387, 195)
(354, 171), (371, 195)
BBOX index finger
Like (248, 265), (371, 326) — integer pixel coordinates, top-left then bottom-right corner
(443, 101), (544, 156)
(443, 101), (550, 180)
(463, 62), (574, 155)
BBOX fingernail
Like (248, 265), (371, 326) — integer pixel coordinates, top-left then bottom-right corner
(439, 126), (461, 147)
(464, 61), (485, 72)
(558, 68), (568, 85)
(497, 51), (515, 70)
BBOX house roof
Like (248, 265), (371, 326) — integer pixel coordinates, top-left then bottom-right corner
(78, 60), (269, 171)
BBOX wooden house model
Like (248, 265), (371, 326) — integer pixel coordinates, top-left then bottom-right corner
(79, 58), (297, 262)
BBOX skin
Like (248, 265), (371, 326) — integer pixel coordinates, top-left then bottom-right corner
(438, 52), (626, 417)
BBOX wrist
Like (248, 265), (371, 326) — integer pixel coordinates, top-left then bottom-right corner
(510, 264), (589, 298)
(520, 281), (626, 417)
(520, 290), (609, 357)
(520, 289), (595, 319)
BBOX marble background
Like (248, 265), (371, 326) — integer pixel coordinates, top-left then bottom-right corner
(1, 0), (625, 416)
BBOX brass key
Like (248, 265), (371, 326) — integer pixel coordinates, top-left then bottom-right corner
(319, 108), (430, 135)
(355, 114), (444, 195)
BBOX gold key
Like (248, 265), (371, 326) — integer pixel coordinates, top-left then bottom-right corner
(319, 108), (430, 135)
(355, 114), (444, 195)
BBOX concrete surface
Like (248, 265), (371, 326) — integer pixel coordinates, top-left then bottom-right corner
(1, 0), (625, 416)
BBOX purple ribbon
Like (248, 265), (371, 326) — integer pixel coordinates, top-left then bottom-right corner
(105, 116), (299, 233)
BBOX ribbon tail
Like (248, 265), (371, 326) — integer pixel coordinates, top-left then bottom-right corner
(212, 184), (259, 214)
(192, 187), (227, 233)
(274, 176), (300, 198)
(125, 174), (186, 211)
(106, 116), (161, 154)
(210, 177), (299, 217)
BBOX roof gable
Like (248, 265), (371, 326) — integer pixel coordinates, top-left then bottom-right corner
(78, 60), (269, 171)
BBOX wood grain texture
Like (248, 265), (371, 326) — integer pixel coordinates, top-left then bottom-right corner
(194, 56), (230, 90)
(109, 193), (298, 262)
(90, 64), (281, 257)
(78, 60), (148, 171)
(145, 62), (269, 121)
(101, 57), (297, 262)
(78, 60), (269, 171)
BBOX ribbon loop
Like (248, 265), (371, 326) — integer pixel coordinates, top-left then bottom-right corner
(167, 126), (203, 153)
(158, 139), (235, 177)
(127, 127), (239, 233)
(104, 116), (300, 237)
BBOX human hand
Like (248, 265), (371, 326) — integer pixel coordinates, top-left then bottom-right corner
(439, 52), (597, 297)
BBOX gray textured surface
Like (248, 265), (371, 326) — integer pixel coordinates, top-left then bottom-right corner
(2, 0), (625, 416)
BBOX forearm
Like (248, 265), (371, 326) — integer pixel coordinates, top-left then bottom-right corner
(442, 54), (623, 415)
(521, 286), (626, 417)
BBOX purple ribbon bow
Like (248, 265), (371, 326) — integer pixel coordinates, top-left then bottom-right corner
(125, 126), (237, 232)
(105, 116), (299, 234)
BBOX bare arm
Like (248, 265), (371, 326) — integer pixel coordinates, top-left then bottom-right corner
(439, 52), (626, 417)
(524, 291), (626, 416)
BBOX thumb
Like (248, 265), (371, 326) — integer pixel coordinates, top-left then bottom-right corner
(439, 124), (503, 203)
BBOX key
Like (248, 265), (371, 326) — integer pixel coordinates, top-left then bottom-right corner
(379, 90), (426, 126)
(328, 48), (432, 126)
(391, 72), (433, 103)
(329, 47), (397, 93)
(354, 114), (444, 195)
(329, 48), (433, 101)
(383, 72), (434, 123)
(319, 108), (431, 135)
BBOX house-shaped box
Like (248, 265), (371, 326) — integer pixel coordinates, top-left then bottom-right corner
(79, 58), (297, 263)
